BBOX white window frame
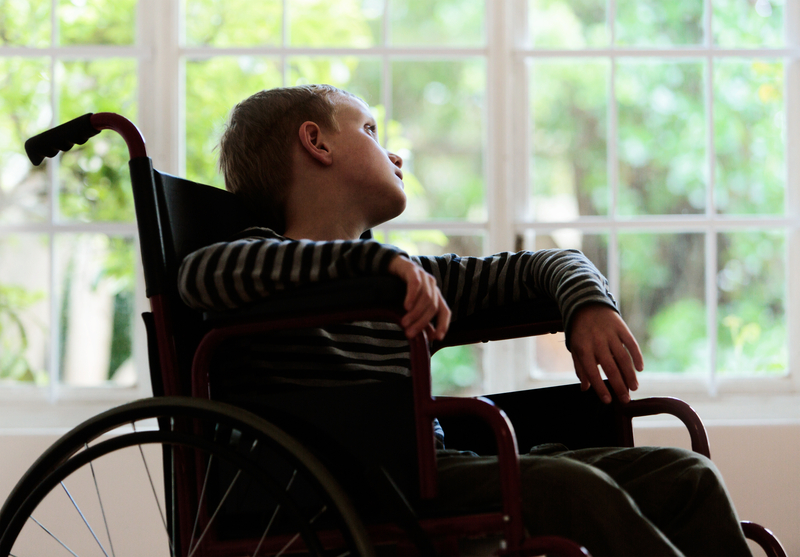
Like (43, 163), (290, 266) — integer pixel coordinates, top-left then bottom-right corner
(2, 0), (800, 431)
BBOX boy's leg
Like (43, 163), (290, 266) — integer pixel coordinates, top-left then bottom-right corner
(436, 448), (685, 557)
(436, 446), (752, 557)
(565, 446), (752, 557)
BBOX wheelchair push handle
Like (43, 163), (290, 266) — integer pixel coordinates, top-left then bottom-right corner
(25, 112), (147, 166)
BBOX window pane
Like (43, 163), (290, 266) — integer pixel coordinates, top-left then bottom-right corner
(288, 57), (381, 106)
(185, 57), (282, 188)
(390, 0), (484, 47)
(714, 0), (784, 47)
(717, 230), (786, 375)
(59, 0), (136, 46)
(58, 59), (137, 223)
(0, 58), (51, 224)
(714, 60), (784, 215)
(0, 234), (49, 385)
(184, 0), (282, 46)
(618, 60), (706, 216)
(381, 230), (485, 396)
(0, 0), (50, 46)
(57, 234), (136, 387)
(530, 60), (608, 220)
(289, 0), (381, 47)
(530, 232), (608, 376)
(390, 60), (485, 222)
(529, 0), (607, 49)
(616, 0), (703, 46)
(620, 233), (707, 374)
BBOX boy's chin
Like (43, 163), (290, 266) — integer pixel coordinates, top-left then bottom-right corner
(371, 198), (407, 228)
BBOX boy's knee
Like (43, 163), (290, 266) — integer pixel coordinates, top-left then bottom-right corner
(519, 457), (637, 524)
(654, 447), (725, 488)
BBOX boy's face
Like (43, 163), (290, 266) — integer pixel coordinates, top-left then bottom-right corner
(327, 95), (406, 227)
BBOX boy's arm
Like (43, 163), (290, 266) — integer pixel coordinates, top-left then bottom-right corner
(177, 232), (450, 340)
(413, 249), (642, 402)
(177, 232), (406, 311)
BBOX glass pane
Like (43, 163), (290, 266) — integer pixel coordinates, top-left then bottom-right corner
(0, 58), (51, 224)
(390, 60), (486, 222)
(289, 0), (381, 47)
(185, 57), (282, 188)
(714, 0), (784, 47)
(717, 230), (786, 375)
(620, 233), (707, 374)
(530, 232), (608, 376)
(0, 0), (50, 46)
(530, 60), (608, 220)
(57, 234), (137, 387)
(616, 0), (703, 46)
(390, 0), (484, 47)
(714, 60), (784, 215)
(529, 0), (607, 49)
(59, 0), (136, 45)
(382, 231), (485, 396)
(618, 60), (706, 216)
(288, 57), (381, 106)
(58, 60), (137, 222)
(184, 0), (281, 47)
(0, 234), (49, 385)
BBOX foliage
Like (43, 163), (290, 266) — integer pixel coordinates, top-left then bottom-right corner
(0, 283), (46, 383)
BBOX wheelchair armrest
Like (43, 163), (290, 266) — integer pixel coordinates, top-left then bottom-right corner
(622, 397), (711, 458)
(431, 298), (563, 353)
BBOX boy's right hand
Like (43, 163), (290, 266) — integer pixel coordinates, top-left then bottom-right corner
(388, 255), (451, 341)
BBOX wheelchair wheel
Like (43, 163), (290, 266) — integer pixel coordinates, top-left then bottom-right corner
(0, 397), (374, 557)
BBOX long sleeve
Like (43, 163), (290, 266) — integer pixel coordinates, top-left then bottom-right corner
(412, 249), (617, 348)
(178, 228), (407, 311)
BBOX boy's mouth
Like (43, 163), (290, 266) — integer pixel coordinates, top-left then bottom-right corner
(395, 169), (404, 181)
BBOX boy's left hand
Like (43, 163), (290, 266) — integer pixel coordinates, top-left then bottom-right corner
(568, 304), (644, 404)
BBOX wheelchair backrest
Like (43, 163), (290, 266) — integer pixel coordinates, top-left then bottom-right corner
(130, 156), (265, 397)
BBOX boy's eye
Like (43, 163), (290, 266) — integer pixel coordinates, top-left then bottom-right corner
(366, 124), (377, 136)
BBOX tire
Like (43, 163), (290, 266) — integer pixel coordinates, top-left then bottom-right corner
(0, 397), (374, 557)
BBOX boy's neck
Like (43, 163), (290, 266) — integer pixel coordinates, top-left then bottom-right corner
(282, 220), (365, 242)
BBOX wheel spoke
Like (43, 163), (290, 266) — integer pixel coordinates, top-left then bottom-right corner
(189, 453), (214, 550)
(187, 470), (241, 557)
(87, 444), (116, 557)
(29, 516), (80, 557)
(252, 469), (297, 557)
(60, 481), (110, 556)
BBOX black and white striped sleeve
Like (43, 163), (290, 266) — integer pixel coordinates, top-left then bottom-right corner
(412, 249), (617, 348)
(178, 232), (407, 311)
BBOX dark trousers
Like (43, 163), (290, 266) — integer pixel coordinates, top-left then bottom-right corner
(436, 445), (752, 557)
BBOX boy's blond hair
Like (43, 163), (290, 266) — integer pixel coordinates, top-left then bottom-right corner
(218, 84), (356, 233)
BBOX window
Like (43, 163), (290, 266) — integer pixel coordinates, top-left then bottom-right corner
(0, 0), (142, 403)
(0, 0), (797, 415)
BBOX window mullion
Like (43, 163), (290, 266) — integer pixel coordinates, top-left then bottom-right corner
(785, 0), (800, 392)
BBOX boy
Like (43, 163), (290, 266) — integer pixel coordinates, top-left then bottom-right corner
(178, 85), (751, 556)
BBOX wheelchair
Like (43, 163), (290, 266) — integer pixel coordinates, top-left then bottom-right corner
(0, 112), (787, 556)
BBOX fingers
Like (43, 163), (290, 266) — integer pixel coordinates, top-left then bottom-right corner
(568, 304), (646, 405)
(391, 256), (451, 340)
(401, 278), (450, 340)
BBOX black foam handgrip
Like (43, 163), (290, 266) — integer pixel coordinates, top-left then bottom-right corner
(24, 113), (101, 166)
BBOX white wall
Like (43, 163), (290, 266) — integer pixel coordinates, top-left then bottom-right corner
(1, 423), (798, 555)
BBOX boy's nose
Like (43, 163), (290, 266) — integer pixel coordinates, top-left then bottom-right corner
(388, 151), (403, 168)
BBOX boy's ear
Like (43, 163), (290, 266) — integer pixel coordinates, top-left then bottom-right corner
(298, 121), (333, 166)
